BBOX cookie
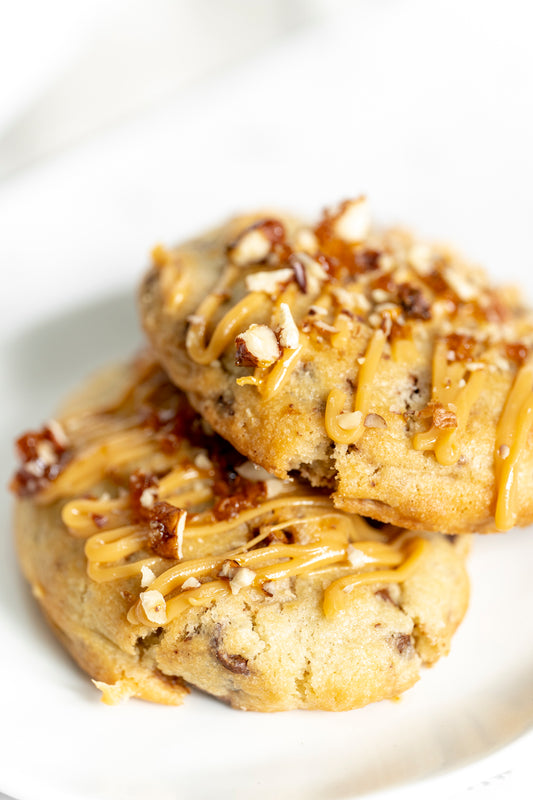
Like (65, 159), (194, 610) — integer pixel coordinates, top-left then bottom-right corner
(139, 200), (533, 533)
(12, 354), (469, 711)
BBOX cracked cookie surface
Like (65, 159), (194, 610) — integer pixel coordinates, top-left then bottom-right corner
(139, 201), (533, 533)
(12, 355), (469, 710)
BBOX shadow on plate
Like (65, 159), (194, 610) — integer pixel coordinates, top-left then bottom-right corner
(4, 287), (142, 424)
(1, 288), (143, 692)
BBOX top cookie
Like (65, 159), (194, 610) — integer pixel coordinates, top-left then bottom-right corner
(139, 199), (533, 533)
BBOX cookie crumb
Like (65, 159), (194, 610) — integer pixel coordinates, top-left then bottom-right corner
(499, 444), (510, 460)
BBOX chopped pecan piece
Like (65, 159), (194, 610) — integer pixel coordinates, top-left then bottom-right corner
(275, 303), (300, 349)
(431, 402), (458, 430)
(148, 502), (186, 559)
(331, 197), (371, 243)
(235, 324), (281, 367)
(228, 219), (286, 266)
(244, 267), (294, 296)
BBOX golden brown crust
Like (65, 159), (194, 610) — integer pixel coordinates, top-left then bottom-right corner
(138, 204), (533, 533)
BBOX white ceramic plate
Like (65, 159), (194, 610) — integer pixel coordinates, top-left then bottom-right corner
(1, 3), (533, 796)
(2, 290), (533, 800)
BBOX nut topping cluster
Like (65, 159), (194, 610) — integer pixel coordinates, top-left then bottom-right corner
(222, 198), (531, 382)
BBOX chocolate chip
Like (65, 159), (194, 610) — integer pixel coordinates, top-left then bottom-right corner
(374, 588), (399, 606)
(393, 633), (414, 655)
(211, 623), (250, 675)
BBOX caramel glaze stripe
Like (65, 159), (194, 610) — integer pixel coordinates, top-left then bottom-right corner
(127, 536), (412, 626)
(413, 339), (486, 466)
(186, 291), (268, 365)
(236, 343), (304, 400)
(80, 497), (338, 584)
(322, 536), (428, 618)
(37, 428), (164, 504)
(62, 468), (206, 537)
(325, 329), (385, 444)
(235, 285), (304, 399)
(494, 361), (533, 530)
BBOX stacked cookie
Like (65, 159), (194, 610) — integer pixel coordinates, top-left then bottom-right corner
(13, 198), (533, 710)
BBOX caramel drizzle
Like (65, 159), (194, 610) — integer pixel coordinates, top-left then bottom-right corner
(325, 329), (385, 444)
(54, 386), (424, 628)
(413, 339), (486, 466)
(178, 216), (533, 532)
(63, 456), (422, 627)
(494, 360), (533, 530)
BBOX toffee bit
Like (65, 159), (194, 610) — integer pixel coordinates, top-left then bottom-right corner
(10, 423), (71, 497)
(140, 394), (200, 453)
(505, 342), (529, 365)
(129, 471), (159, 521)
(314, 201), (374, 278)
(445, 333), (477, 363)
(212, 477), (267, 521)
(353, 248), (381, 272)
(483, 292), (509, 323)
(397, 284), (431, 320)
(422, 269), (458, 310)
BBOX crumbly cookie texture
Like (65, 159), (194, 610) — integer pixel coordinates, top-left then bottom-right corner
(15, 498), (469, 710)
(12, 357), (469, 710)
(139, 201), (533, 533)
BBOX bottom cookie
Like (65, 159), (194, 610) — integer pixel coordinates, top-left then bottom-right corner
(12, 354), (470, 711)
